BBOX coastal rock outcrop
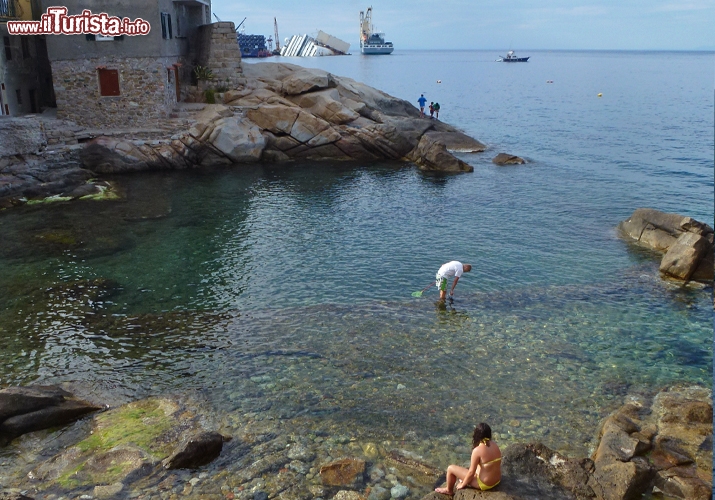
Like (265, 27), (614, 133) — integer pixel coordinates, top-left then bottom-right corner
(492, 153), (526, 165)
(76, 63), (483, 178)
(617, 208), (713, 283)
(25, 395), (227, 493)
(1, 63), (488, 208)
(427, 385), (712, 500)
(0, 386), (102, 446)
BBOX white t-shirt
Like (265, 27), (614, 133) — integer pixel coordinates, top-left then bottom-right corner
(437, 261), (463, 278)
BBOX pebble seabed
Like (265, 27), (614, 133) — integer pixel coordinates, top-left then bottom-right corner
(1, 269), (711, 499)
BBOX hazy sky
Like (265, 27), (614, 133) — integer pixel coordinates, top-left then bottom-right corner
(210, 0), (715, 51)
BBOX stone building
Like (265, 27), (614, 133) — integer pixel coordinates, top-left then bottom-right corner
(0, 0), (54, 116)
(38, 0), (242, 128)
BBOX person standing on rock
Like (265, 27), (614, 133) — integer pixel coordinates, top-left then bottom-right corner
(434, 102), (440, 119)
(435, 260), (471, 302)
(435, 423), (502, 495)
(429, 102), (435, 118)
(418, 94), (427, 117)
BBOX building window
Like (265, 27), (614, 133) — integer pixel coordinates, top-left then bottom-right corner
(15, 89), (22, 105)
(21, 37), (30, 59)
(161, 12), (173, 40)
(3, 37), (11, 61)
(98, 69), (120, 96)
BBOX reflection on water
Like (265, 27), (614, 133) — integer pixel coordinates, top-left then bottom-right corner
(0, 165), (710, 470)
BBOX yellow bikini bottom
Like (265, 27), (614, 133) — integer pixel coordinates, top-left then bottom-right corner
(477, 477), (500, 491)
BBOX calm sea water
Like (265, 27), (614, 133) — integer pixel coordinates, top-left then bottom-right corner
(0, 50), (712, 493)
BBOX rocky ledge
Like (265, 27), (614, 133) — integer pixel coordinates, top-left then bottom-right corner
(2, 385), (710, 500)
(426, 385), (712, 500)
(80, 64), (485, 175)
(618, 208), (713, 284)
(0, 64), (486, 209)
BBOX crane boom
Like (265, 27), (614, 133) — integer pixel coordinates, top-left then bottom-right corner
(274, 17), (280, 52)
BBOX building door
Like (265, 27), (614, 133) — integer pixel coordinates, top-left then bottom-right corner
(174, 65), (180, 101)
(0, 84), (5, 115)
(29, 89), (37, 113)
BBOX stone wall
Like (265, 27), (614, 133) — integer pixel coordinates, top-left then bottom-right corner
(50, 56), (181, 128)
(193, 22), (243, 91)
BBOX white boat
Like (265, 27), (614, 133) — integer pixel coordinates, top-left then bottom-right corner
(498, 50), (530, 62)
(359, 7), (393, 55)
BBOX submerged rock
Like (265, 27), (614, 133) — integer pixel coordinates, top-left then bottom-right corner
(618, 208), (713, 283)
(162, 431), (226, 469)
(492, 153), (526, 165)
(320, 458), (366, 489)
(0, 386), (102, 446)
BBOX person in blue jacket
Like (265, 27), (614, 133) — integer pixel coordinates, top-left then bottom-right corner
(417, 94), (427, 117)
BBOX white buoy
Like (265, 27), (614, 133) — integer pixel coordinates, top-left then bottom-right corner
(597, 93), (603, 97)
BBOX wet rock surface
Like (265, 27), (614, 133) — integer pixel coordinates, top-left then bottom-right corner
(0, 386), (102, 446)
(491, 153), (526, 165)
(1, 385), (708, 500)
(22, 395), (224, 493)
(618, 208), (714, 283)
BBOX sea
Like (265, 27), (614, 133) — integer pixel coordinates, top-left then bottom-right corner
(0, 50), (713, 497)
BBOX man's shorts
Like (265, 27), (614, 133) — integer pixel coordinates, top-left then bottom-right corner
(436, 274), (447, 292)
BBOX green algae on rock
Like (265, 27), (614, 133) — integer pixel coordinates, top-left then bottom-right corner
(28, 396), (223, 492)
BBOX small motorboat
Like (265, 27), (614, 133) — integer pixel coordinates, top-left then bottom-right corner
(498, 50), (529, 62)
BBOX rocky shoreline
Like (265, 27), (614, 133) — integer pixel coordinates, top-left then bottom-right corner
(0, 63), (488, 211)
(0, 384), (710, 500)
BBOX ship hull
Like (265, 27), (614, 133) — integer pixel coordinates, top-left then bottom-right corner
(361, 44), (394, 55)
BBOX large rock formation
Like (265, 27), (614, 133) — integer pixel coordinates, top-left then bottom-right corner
(78, 63), (484, 177)
(618, 208), (713, 283)
(0, 386), (102, 446)
(24, 395), (227, 493)
(426, 385), (711, 500)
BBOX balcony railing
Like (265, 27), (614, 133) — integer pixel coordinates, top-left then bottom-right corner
(0, 0), (18, 20)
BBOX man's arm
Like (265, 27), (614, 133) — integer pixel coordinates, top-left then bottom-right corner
(450, 276), (460, 296)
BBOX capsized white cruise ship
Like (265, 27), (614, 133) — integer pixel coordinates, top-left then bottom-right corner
(280, 31), (350, 57)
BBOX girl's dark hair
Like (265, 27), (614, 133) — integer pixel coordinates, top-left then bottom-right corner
(472, 422), (492, 448)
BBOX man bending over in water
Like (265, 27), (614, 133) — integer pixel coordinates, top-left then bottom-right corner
(436, 261), (471, 301)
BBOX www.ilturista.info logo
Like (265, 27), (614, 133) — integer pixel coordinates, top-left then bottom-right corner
(7, 7), (151, 36)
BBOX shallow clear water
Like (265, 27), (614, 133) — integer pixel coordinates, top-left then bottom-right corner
(0, 50), (712, 494)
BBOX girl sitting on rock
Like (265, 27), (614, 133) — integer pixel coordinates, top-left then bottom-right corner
(435, 423), (502, 495)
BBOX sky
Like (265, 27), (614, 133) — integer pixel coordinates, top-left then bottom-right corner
(210, 0), (715, 51)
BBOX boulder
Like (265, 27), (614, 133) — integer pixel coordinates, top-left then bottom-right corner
(588, 457), (654, 500)
(290, 110), (336, 144)
(423, 131), (486, 152)
(79, 137), (154, 173)
(385, 449), (445, 487)
(659, 232), (712, 281)
(209, 117), (265, 162)
(408, 134), (474, 172)
(162, 431), (226, 469)
(289, 89), (360, 125)
(0, 386), (102, 446)
(282, 68), (333, 95)
(618, 209), (714, 283)
(320, 458), (366, 488)
(0, 118), (46, 156)
(246, 104), (301, 135)
(492, 153), (526, 165)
